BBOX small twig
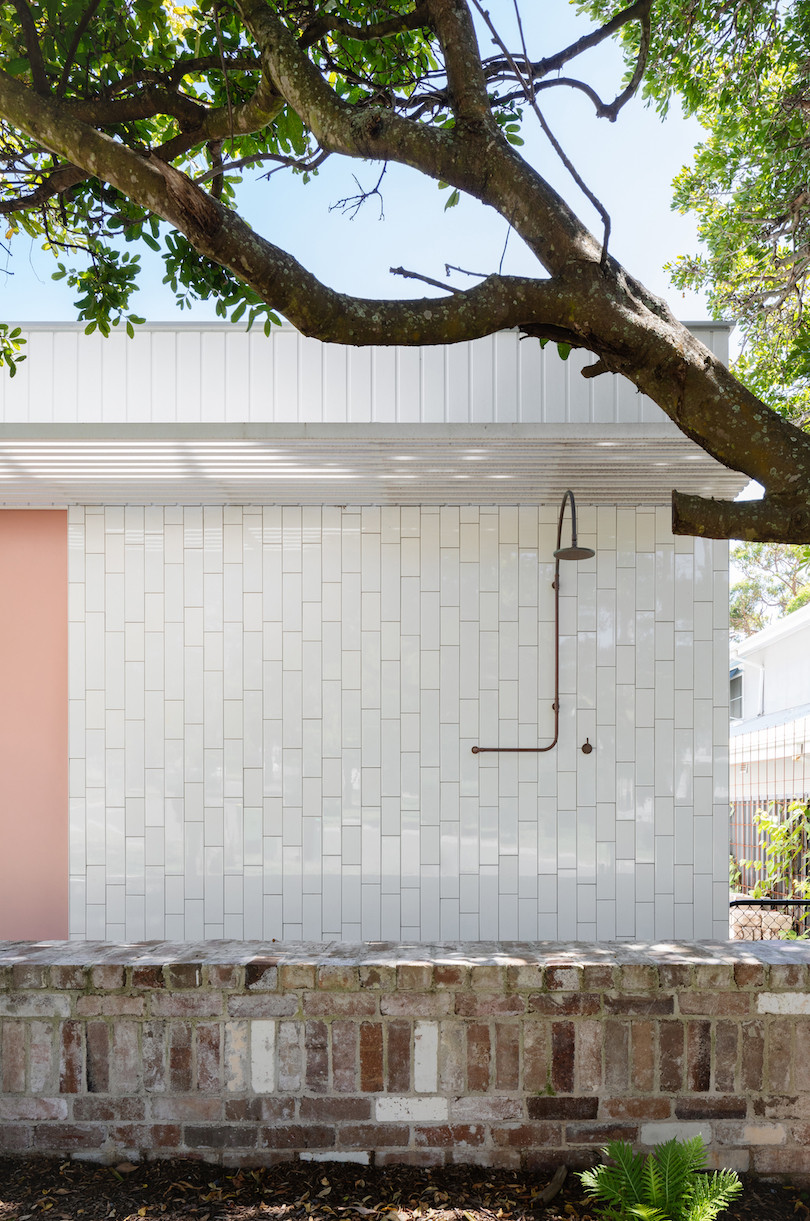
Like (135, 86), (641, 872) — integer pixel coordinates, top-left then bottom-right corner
(331, 165), (387, 220)
(444, 263), (488, 279)
(390, 266), (460, 293)
(57, 0), (103, 96)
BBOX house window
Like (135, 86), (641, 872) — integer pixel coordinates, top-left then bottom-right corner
(730, 670), (743, 720)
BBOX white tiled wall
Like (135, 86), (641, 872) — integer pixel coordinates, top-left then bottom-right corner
(67, 504), (730, 942)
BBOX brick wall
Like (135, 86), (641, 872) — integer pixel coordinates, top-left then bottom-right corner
(2, 941), (810, 1179)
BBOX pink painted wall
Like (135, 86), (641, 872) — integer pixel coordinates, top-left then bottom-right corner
(0, 511), (68, 939)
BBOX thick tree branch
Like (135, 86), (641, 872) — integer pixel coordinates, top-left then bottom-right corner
(425, 0), (492, 123)
(673, 491), (810, 542)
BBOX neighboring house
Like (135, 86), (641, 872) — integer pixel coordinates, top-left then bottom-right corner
(0, 322), (745, 944)
(730, 602), (810, 804)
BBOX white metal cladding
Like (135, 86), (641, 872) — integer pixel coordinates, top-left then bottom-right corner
(0, 424), (748, 506)
(67, 503), (731, 944)
(1, 322), (730, 426)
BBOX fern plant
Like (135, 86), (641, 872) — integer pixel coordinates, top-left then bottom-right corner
(579, 1136), (742, 1221)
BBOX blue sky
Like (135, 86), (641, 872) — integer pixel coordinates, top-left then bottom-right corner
(1, 1), (710, 325)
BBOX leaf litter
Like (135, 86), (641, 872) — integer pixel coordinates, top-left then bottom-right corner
(0, 1158), (805, 1221)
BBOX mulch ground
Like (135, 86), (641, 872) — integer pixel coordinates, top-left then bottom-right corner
(0, 1158), (807, 1221)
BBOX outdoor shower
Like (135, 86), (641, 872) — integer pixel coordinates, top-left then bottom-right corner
(472, 489), (595, 754)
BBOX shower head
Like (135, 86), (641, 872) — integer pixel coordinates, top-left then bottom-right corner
(554, 543), (596, 561)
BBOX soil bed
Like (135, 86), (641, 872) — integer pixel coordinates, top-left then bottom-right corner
(0, 1157), (805, 1221)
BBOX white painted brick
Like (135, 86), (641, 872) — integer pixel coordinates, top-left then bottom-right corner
(375, 1096), (449, 1123)
(641, 1123), (710, 1146)
(300, 1151), (371, 1164)
(250, 1020), (276, 1093)
(757, 993), (810, 1015)
(744, 1124), (786, 1145)
(413, 1021), (439, 1093)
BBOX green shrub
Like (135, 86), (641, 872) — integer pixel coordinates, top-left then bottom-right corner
(579, 1136), (742, 1221)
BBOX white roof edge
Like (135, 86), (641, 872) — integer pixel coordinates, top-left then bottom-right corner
(732, 602), (810, 658)
(7, 319), (735, 333)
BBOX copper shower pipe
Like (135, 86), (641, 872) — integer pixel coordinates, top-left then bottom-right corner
(471, 490), (594, 755)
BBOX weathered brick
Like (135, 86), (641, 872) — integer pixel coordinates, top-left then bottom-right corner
(466, 1023), (491, 1092)
(734, 962), (766, 989)
(331, 1020), (357, 1093)
(152, 992), (223, 1017)
(528, 1096), (599, 1120)
(279, 963), (316, 990)
(85, 1021), (110, 1093)
(260, 1124), (335, 1149)
(714, 1021), (739, 1094)
(455, 994), (524, 1017)
(185, 1125), (258, 1148)
(359, 1023), (383, 1092)
(74, 1097), (145, 1121)
(317, 965), (357, 990)
(678, 993), (750, 1017)
(111, 1123), (181, 1150)
(657, 964), (692, 990)
(605, 995), (673, 1016)
(152, 1097), (222, 1122)
(225, 1098), (295, 1122)
(470, 965), (505, 991)
(603, 1020), (629, 1093)
(767, 1019), (793, 1093)
(523, 1023), (550, 1092)
(197, 1023), (222, 1092)
(59, 1020), (84, 1094)
(551, 1021), (575, 1093)
(207, 965), (242, 989)
(450, 1097), (523, 1122)
(387, 1020), (411, 1093)
(228, 994), (298, 1018)
(659, 1021), (684, 1092)
(278, 1021), (302, 1091)
(686, 1021), (711, 1092)
(414, 1124), (485, 1147)
(631, 1021), (654, 1092)
(438, 1021), (465, 1094)
(169, 1022), (193, 1093)
(131, 965), (165, 989)
(0, 1097), (68, 1121)
(90, 964), (125, 991)
(375, 1150), (444, 1167)
(529, 993), (600, 1017)
(142, 1020), (167, 1092)
(165, 963), (202, 989)
(741, 1020), (764, 1092)
(567, 1122), (638, 1144)
(341, 1124), (409, 1148)
(28, 1020), (55, 1094)
(304, 993), (377, 1018)
(397, 964), (433, 990)
(380, 993), (452, 1018)
(495, 1024), (520, 1091)
(33, 1124), (106, 1151)
(575, 1020), (603, 1094)
(433, 964), (469, 989)
(582, 965), (615, 991)
(0, 994), (70, 1018)
(675, 1097), (746, 1120)
(693, 965), (735, 990)
(524, 1148), (594, 1173)
(224, 1021), (249, 1094)
(769, 964), (806, 990)
(306, 1020), (329, 1094)
(111, 1020), (140, 1095)
(245, 959), (279, 991)
(752, 1146), (810, 1175)
(545, 966), (583, 992)
(49, 965), (88, 990)
(299, 1097), (371, 1121)
(359, 965), (396, 990)
(617, 964), (657, 992)
(77, 995), (145, 1017)
(0, 1125), (32, 1153)
(602, 1097), (671, 1120)
(492, 1122), (561, 1147)
(12, 964), (48, 990)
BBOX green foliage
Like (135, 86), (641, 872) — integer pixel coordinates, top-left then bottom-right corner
(740, 801), (810, 901)
(0, 323), (26, 376)
(729, 541), (810, 640)
(579, 1136), (743, 1221)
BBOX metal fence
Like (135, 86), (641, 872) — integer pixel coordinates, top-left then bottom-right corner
(730, 794), (810, 895)
(729, 897), (810, 940)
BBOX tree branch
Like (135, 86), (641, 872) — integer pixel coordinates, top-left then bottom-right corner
(300, 3), (431, 49)
(673, 491), (810, 542)
(10, 0), (49, 95)
(425, 0), (492, 123)
(56, 0), (103, 97)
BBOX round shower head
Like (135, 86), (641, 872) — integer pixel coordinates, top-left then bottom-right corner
(554, 544), (595, 561)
